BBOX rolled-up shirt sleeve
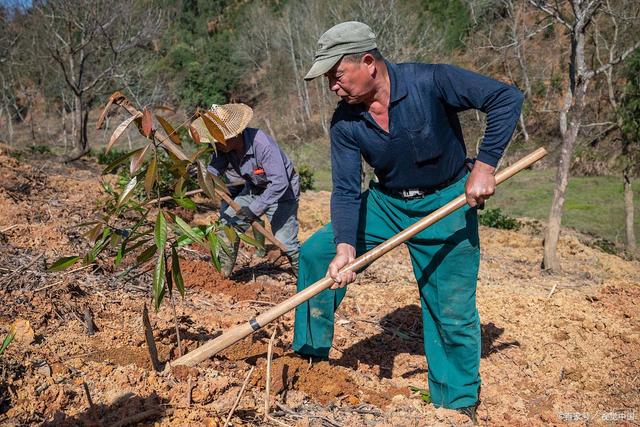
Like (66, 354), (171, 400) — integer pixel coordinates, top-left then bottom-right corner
(248, 134), (291, 217)
(330, 123), (362, 247)
(433, 64), (524, 167)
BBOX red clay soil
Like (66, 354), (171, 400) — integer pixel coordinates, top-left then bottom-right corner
(253, 355), (358, 405)
(179, 258), (278, 302)
(2, 149), (639, 426)
(252, 353), (411, 408)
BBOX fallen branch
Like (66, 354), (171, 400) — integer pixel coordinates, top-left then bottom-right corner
(224, 366), (255, 427)
(33, 280), (64, 293)
(547, 282), (559, 299)
(275, 403), (342, 427)
(264, 327), (277, 419)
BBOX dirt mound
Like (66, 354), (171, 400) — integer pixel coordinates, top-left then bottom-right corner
(251, 354), (411, 408)
(87, 345), (156, 370)
(179, 258), (279, 302)
(252, 354), (358, 405)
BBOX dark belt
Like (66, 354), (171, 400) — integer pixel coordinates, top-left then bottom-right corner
(376, 165), (468, 200)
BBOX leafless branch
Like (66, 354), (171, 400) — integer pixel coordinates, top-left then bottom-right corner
(528, 0), (572, 29)
(590, 41), (640, 77)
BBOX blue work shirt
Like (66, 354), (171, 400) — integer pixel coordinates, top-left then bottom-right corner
(330, 61), (524, 246)
(208, 128), (300, 216)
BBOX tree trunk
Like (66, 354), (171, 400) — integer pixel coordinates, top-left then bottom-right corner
(284, 17), (307, 133)
(543, 85), (588, 271)
(293, 25), (312, 122)
(317, 79), (329, 137)
(68, 93), (89, 161)
(543, 8), (592, 271)
(4, 105), (13, 146)
(519, 112), (530, 142)
(623, 168), (637, 253)
(541, 0), (601, 272)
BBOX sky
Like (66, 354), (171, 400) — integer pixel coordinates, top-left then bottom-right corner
(0, 0), (32, 9)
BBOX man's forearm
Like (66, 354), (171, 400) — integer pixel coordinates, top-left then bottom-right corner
(471, 159), (495, 175)
(336, 242), (356, 258)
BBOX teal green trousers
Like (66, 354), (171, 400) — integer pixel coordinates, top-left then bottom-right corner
(293, 175), (481, 409)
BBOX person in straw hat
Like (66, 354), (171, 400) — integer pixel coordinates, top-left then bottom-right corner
(293, 21), (524, 422)
(192, 103), (300, 277)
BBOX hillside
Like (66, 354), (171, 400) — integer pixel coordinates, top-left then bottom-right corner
(0, 151), (638, 426)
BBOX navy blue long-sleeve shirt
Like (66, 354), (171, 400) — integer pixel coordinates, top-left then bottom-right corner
(330, 61), (524, 246)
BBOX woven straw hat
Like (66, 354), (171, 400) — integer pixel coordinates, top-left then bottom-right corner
(190, 103), (253, 144)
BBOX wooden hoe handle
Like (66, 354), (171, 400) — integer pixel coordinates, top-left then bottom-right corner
(166, 148), (548, 369)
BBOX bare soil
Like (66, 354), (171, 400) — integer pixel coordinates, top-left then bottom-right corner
(0, 148), (638, 426)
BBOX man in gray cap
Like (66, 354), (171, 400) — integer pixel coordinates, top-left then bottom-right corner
(293, 21), (524, 421)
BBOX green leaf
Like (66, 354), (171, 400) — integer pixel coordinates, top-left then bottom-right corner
(116, 237), (152, 266)
(144, 155), (157, 198)
(84, 224), (103, 242)
(208, 171), (231, 195)
(223, 224), (238, 244)
(117, 176), (138, 207)
(102, 180), (114, 194)
(137, 244), (158, 264)
(83, 228), (112, 264)
(109, 232), (122, 249)
(152, 254), (166, 311)
(174, 235), (193, 247)
(155, 210), (167, 250)
(408, 386), (431, 403)
(196, 160), (216, 200)
(171, 247), (185, 298)
(72, 220), (101, 229)
(46, 255), (81, 272)
(174, 197), (197, 210)
(218, 238), (233, 257)
(207, 233), (222, 272)
(238, 232), (263, 249)
(102, 149), (141, 175)
(174, 176), (186, 198)
(0, 328), (16, 356)
(174, 216), (204, 244)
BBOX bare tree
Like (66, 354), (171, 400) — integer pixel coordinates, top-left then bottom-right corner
(234, 0), (440, 141)
(529, 0), (640, 270)
(34, 0), (162, 160)
(592, 0), (639, 253)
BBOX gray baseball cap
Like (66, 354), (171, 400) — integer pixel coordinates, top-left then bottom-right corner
(304, 21), (377, 81)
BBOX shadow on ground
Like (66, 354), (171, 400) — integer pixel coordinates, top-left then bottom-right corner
(335, 304), (520, 378)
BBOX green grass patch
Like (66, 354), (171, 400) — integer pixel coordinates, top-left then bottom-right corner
(303, 166), (638, 245)
(479, 208), (521, 230)
(490, 169), (639, 245)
